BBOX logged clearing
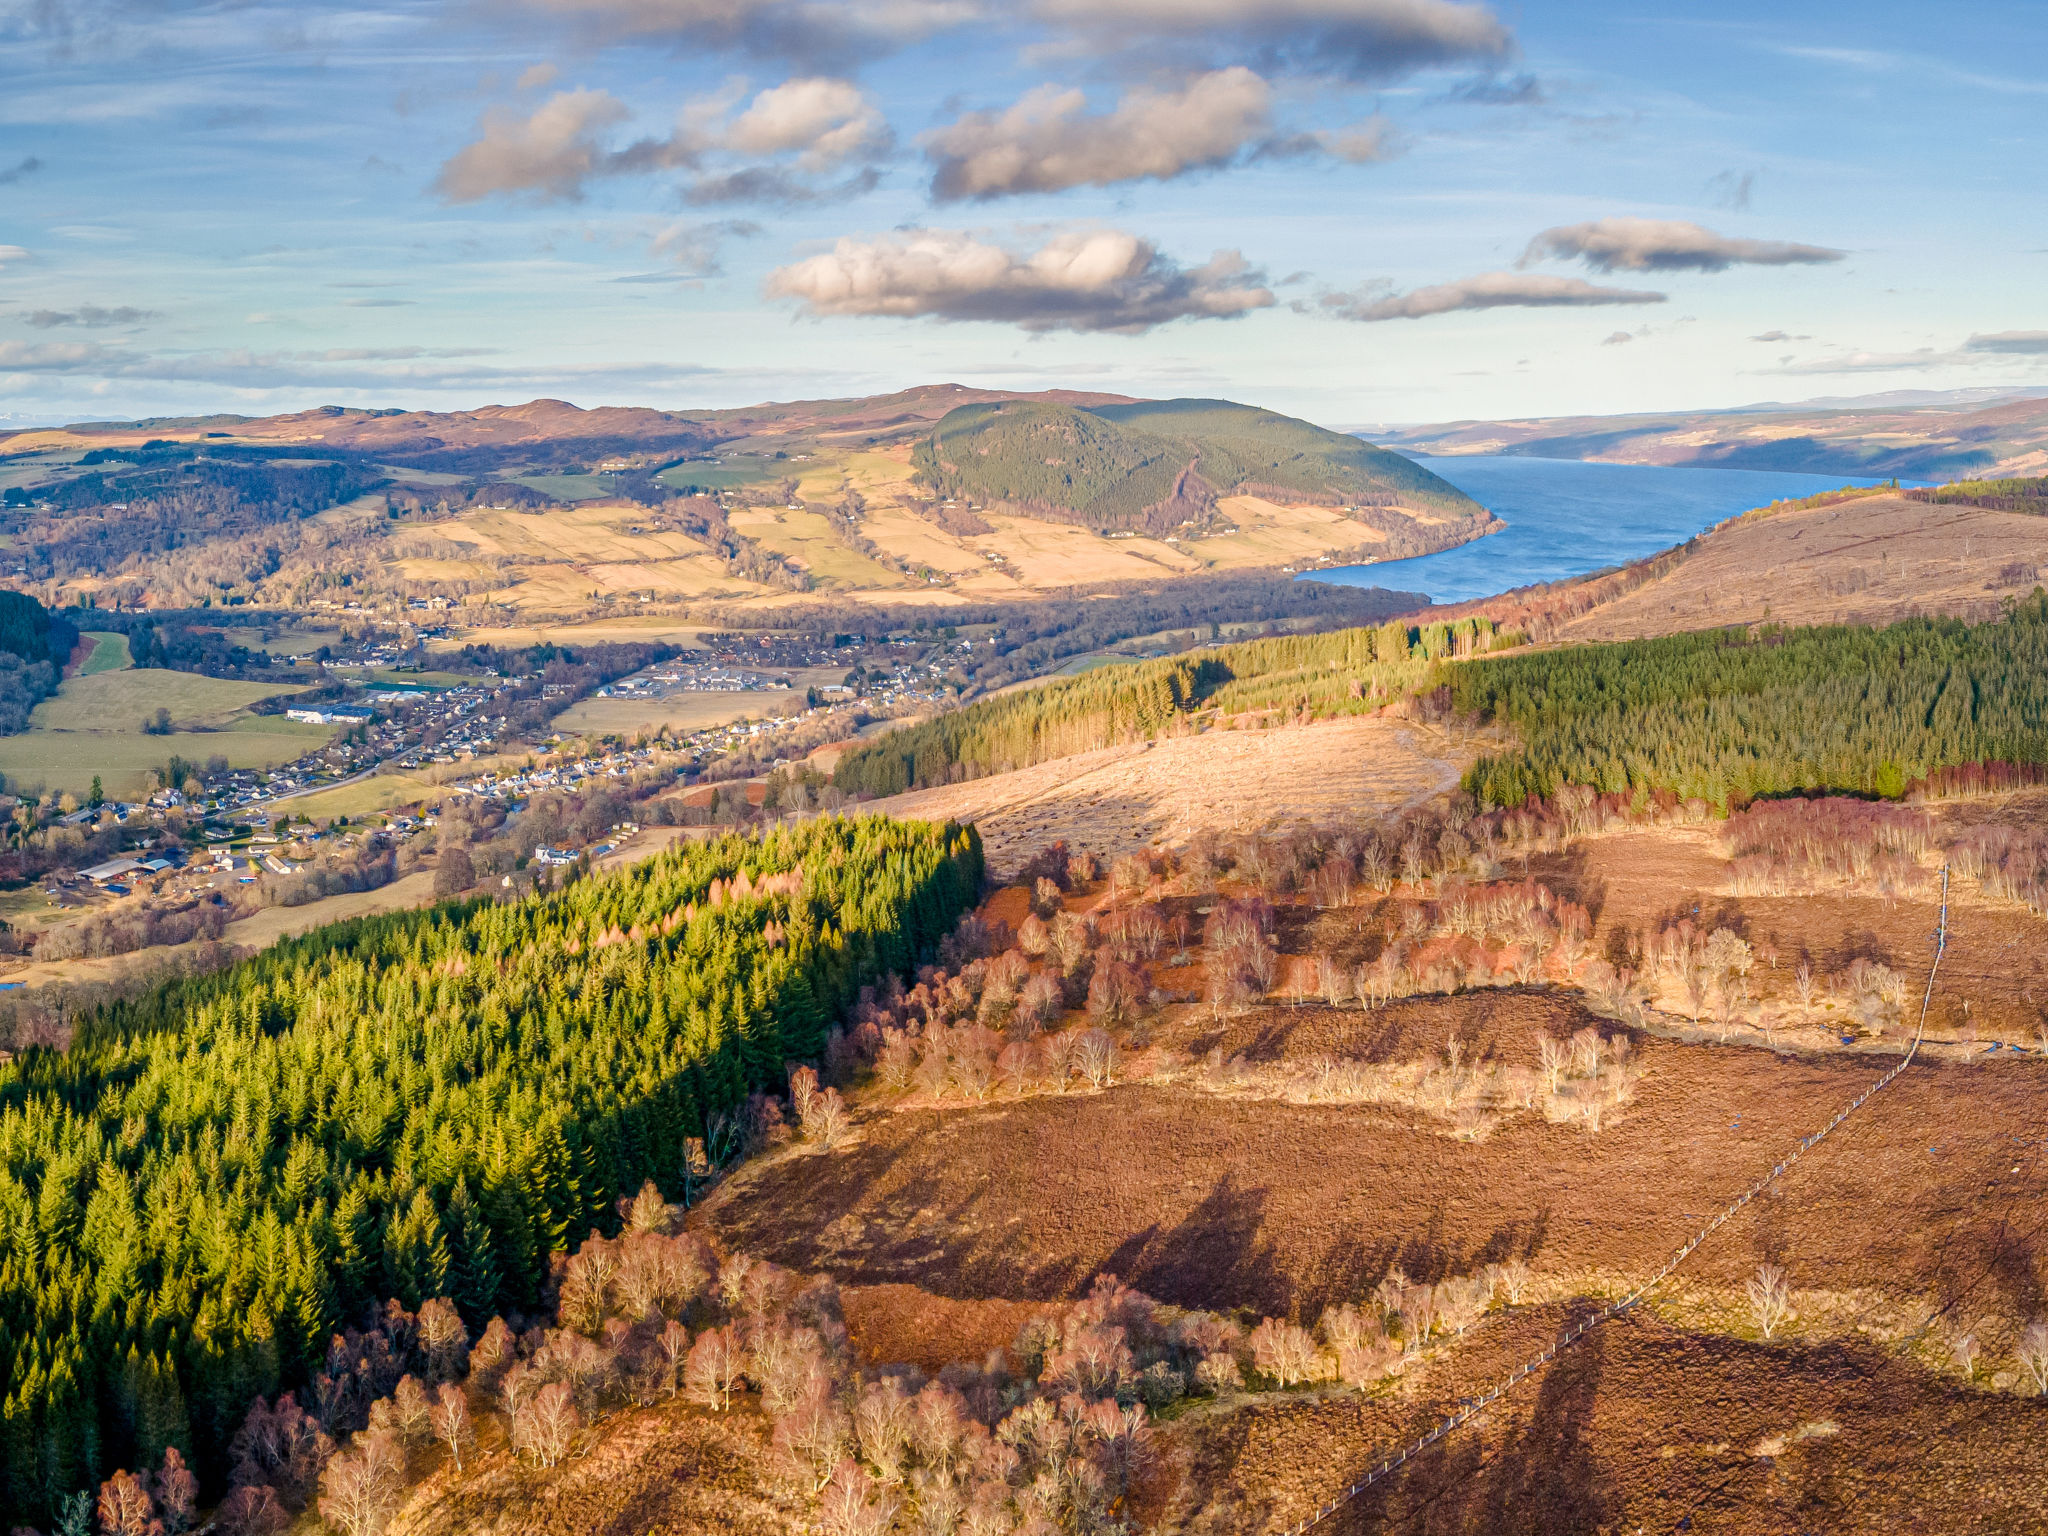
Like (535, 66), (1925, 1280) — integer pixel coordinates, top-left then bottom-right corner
(863, 714), (1470, 870)
(1560, 494), (2048, 640)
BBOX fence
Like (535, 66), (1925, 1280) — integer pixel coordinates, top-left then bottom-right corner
(1281, 867), (1952, 1534)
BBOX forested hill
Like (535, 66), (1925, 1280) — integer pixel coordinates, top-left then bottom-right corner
(910, 397), (1488, 539)
(832, 611), (1522, 797)
(833, 590), (2048, 814)
(0, 592), (73, 737)
(1457, 592), (2048, 810)
(0, 815), (980, 1518)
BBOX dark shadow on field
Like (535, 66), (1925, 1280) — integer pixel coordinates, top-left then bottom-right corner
(1331, 1305), (1611, 1536)
(1101, 1171), (1285, 1315)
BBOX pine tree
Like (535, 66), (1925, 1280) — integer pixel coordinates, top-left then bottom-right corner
(381, 1188), (450, 1310)
(444, 1178), (501, 1323)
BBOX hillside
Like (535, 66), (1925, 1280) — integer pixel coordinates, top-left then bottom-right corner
(911, 397), (1491, 544)
(1372, 388), (2048, 480)
(0, 388), (1489, 613)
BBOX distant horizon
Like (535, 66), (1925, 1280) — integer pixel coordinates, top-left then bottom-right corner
(9, 379), (2048, 441)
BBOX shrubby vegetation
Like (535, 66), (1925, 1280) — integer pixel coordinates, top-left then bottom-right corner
(0, 815), (980, 1518)
(1458, 593), (2048, 809)
(832, 614), (1519, 797)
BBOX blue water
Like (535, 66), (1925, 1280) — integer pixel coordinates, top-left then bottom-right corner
(1305, 456), (1914, 605)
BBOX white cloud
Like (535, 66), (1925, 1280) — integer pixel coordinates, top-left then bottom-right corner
(1966, 331), (2048, 355)
(26, 305), (156, 328)
(1026, 0), (1513, 80)
(515, 0), (978, 65)
(434, 88), (638, 203)
(435, 78), (888, 203)
(764, 226), (1273, 333)
(723, 76), (889, 171)
(1521, 218), (1844, 273)
(1321, 270), (1664, 322)
(924, 68), (1275, 200)
(1316, 117), (1398, 163)
(1763, 348), (1955, 375)
(0, 245), (31, 269)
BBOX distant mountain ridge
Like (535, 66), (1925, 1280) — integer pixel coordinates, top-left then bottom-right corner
(12, 384), (1142, 474)
(1372, 390), (2048, 481)
(911, 396), (1487, 539)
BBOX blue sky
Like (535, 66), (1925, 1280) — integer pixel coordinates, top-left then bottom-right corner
(1, 0), (2044, 426)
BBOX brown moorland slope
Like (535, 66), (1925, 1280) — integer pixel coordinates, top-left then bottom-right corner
(679, 795), (2048, 1533)
(1555, 493), (2048, 640)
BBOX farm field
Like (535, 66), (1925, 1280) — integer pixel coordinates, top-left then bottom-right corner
(1558, 493), (2048, 639)
(74, 631), (130, 674)
(355, 434), (1500, 612)
(863, 713), (1472, 871)
(0, 718), (333, 797)
(0, 668), (323, 795)
(29, 667), (299, 731)
(551, 688), (805, 738)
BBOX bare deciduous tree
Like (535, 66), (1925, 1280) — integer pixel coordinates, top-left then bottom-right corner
(417, 1297), (470, 1383)
(685, 1324), (747, 1410)
(316, 1432), (404, 1536)
(2015, 1321), (2048, 1396)
(788, 1063), (820, 1125)
(513, 1381), (581, 1467)
(1076, 1028), (1118, 1089)
(97, 1471), (155, 1536)
(853, 1377), (913, 1482)
(1248, 1319), (1329, 1386)
(430, 1383), (474, 1472)
(1746, 1263), (1791, 1340)
(1944, 1319), (1981, 1380)
(1315, 952), (1351, 1007)
(1491, 1258), (1531, 1305)
(817, 1457), (901, 1536)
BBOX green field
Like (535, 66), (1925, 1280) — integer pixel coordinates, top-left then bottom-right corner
(31, 668), (301, 732)
(0, 718), (333, 797)
(0, 669), (324, 796)
(1053, 652), (1138, 677)
(507, 472), (615, 501)
(280, 770), (440, 820)
(655, 456), (790, 493)
(76, 632), (132, 675)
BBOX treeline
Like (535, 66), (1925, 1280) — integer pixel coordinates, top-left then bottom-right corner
(0, 815), (981, 1518)
(0, 593), (71, 736)
(831, 614), (1519, 797)
(1908, 474), (2048, 515)
(58, 610), (294, 681)
(1457, 592), (2048, 809)
(695, 574), (1427, 698)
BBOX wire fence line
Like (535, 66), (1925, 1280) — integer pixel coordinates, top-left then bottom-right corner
(1280, 867), (1952, 1536)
